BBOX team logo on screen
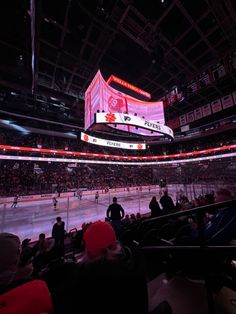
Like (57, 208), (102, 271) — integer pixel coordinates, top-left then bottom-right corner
(137, 144), (143, 149)
(83, 134), (89, 141)
(124, 115), (131, 121)
(105, 113), (116, 122)
(108, 96), (125, 112)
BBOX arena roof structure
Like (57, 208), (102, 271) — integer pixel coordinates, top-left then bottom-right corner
(0, 0), (236, 132)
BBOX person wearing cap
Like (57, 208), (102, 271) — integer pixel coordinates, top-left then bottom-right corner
(43, 221), (148, 314)
(0, 279), (53, 314)
(76, 221), (148, 314)
(106, 197), (125, 234)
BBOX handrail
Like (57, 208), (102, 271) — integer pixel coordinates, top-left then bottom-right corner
(141, 199), (236, 246)
(142, 245), (236, 252)
(141, 199), (236, 225)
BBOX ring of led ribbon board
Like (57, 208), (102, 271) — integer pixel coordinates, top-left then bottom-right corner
(95, 112), (174, 139)
(81, 132), (146, 150)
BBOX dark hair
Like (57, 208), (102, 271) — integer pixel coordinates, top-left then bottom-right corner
(39, 233), (45, 239)
(151, 196), (157, 202)
(56, 216), (62, 222)
(113, 197), (117, 203)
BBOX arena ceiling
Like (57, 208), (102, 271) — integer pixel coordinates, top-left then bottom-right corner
(0, 0), (236, 126)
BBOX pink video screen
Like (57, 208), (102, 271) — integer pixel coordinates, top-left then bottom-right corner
(85, 70), (165, 136)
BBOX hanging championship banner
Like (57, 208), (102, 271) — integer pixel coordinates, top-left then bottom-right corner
(179, 114), (187, 126)
(201, 103), (212, 117)
(187, 79), (198, 93)
(211, 99), (222, 113)
(211, 61), (226, 81)
(186, 111), (195, 123)
(198, 71), (210, 87)
(221, 94), (234, 109)
(194, 107), (203, 120)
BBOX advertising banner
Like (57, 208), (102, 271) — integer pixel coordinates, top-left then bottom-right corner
(81, 132), (146, 150)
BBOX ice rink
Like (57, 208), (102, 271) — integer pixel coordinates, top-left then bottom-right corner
(0, 184), (211, 241)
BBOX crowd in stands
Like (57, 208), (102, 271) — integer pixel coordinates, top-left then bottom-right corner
(0, 126), (236, 157)
(0, 188), (236, 313)
(1, 157), (236, 197)
(0, 161), (154, 196)
(0, 126), (236, 197)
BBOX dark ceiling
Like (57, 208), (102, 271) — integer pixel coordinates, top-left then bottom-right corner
(0, 0), (236, 126)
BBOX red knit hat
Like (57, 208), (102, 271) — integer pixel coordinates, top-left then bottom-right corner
(83, 221), (116, 257)
(0, 279), (53, 314)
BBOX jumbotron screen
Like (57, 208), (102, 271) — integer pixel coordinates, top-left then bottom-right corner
(85, 70), (165, 136)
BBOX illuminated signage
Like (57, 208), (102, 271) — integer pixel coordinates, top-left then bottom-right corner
(0, 144), (235, 160)
(107, 75), (151, 99)
(0, 152), (235, 165)
(95, 112), (174, 139)
(81, 132), (146, 150)
(85, 70), (164, 136)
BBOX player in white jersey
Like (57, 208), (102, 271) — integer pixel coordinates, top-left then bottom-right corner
(95, 191), (99, 203)
(53, 197), (58, 210)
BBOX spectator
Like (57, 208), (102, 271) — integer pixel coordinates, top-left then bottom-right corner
(136, 212), (142, 221)
(20, 238), (32, 259)
(149, 196), (162, 217)
(106, 197), (125, 234)
(130, 213), (137, 223)
(160, 191), (175, 214)
(0, 233), (21, 290)
(204, 189), (236, 245)
(0, 233), (33, 292)
(78, 221), (149, 314)
(52, 217), (65, 256)
(33, 233), (50, 256)
(123, 214), (131, 225)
